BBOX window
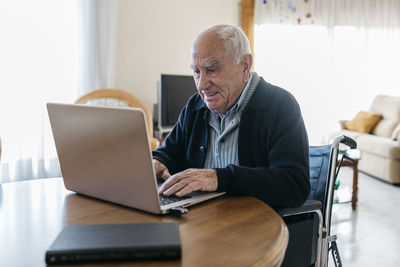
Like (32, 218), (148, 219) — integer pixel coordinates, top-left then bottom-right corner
(254, 24), (400, 144)
(0, 0), (79, 182)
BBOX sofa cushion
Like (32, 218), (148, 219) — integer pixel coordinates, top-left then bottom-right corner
(344, 111), (382, 133)
(369, 95), (400, 137)
(391, 123), (400, 141)
(357, 135), (400, 160)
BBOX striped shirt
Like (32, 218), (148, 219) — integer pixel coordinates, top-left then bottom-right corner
(203, 72), (260, 169)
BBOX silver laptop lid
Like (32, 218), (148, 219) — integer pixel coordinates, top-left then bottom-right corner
(47, 103), (162, 214)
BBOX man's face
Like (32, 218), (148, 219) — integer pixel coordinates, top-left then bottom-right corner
(191, 33), (250, 115)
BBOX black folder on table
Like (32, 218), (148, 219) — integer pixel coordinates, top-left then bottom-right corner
(45, 222), (181, 264)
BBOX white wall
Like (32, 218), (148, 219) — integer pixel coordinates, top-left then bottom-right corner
(114, 0), (241, 114)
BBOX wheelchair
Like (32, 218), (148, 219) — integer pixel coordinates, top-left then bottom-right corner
(279, 135), (357, 267)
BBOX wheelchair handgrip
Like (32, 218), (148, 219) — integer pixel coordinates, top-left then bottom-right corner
(340, 136), (357, 149)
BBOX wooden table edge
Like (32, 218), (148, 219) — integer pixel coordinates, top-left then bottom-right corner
(252, 218), (289, 267)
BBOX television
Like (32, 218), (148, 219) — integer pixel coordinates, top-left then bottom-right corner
(157, 74), (198, 134)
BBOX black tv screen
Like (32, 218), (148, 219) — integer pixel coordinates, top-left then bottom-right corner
(158, 74), (198, 128)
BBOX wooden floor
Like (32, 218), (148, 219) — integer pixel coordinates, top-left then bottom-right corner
(329, 168), (400, 267)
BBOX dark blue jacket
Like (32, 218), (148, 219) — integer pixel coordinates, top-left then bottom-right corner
(153, 77), (310, 208)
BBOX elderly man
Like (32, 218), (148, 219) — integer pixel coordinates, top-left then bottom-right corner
(153, 25), (310, 208)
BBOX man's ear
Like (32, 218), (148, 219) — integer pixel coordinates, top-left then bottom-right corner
(241, 54), (253, 83)
(242, 54), (253, 75)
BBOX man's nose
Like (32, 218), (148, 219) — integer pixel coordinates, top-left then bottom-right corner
(197, 72), (211, 90)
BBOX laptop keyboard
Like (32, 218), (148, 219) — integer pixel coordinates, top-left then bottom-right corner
(159, 194), (191, 206)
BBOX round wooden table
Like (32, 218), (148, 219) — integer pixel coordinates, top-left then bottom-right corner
(0, 178), (288, 267)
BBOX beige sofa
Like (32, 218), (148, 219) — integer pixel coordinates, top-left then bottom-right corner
(330, 95), (400, 184)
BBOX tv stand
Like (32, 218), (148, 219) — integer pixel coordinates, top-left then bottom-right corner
(154, 126), (174, 140)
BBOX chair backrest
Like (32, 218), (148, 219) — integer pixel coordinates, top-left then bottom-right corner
(308, 144), (334, 220)
(75, 89), (154, 139)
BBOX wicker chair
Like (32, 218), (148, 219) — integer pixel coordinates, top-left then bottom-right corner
(75, 89), (159, 151)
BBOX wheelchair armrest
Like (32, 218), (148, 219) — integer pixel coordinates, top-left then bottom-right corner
(277, 200), (322, 217)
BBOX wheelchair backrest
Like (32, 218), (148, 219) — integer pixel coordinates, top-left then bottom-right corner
(308, 145), (333, 218)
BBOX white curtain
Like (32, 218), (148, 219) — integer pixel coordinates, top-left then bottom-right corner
(0, 0), (117, 183)
(78, 0), (117, 96)
(0, 0), (79, 183)
(253, 0), (400, 145)
(255, 0), (400, 28)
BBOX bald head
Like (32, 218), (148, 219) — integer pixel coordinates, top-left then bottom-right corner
(192, 25), (251, 65)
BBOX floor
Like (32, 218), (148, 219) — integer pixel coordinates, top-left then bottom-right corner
(328, 168), (400, 267)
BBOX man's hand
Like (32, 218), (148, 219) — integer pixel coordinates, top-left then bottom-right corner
(153, 159), (171, 181)
(158, 168), (218, 197)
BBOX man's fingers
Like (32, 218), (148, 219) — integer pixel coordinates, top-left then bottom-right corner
(163, 180), (190, 196)
(159, 172), (196, 196)
(174, 182), (200, 197)
(164, 180), (200, 197)
(158, 168), (217, 197)
(160, 169), (171, 180)
(158, 174), (183, 194)
(153, 160), (171, 180)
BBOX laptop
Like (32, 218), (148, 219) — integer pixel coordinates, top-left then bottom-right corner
(47, 103), (225, 214)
